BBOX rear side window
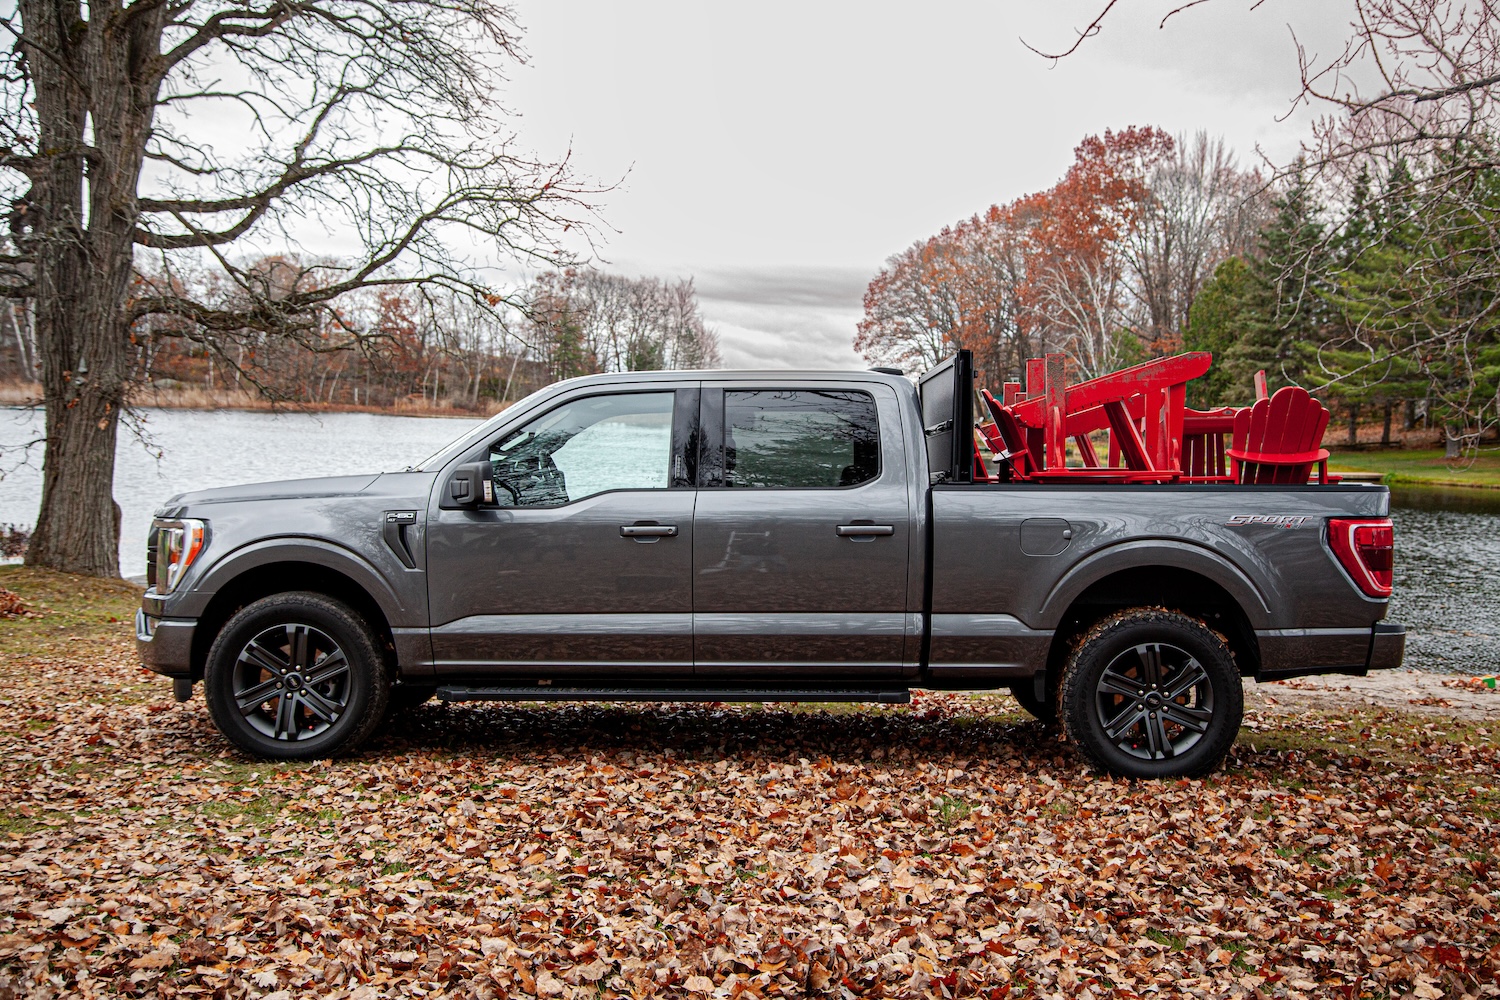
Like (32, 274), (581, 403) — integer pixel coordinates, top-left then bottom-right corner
(723, 390), (880, 488)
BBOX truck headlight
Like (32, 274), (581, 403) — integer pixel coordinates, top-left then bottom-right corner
(152, 518), (207, 594)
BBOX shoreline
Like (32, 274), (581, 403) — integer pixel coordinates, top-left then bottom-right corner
(1328, 445), (1500, 491)
(0, 389), (507, 420)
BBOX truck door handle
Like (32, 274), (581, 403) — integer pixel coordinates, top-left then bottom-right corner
(620, 524), (678, 538)
(836, 524), (895, 537)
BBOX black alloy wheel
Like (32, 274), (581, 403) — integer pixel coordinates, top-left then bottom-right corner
(205, 593), (389, 760)
(233, 622), (351, 741)
(1094, 641), (1213, 759)
(1061, 608), (1241, 779)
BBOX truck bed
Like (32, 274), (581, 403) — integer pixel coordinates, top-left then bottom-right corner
(925, 481), (1400, 685)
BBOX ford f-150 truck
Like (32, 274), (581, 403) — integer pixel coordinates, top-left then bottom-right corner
(137, 354), (1405, 778)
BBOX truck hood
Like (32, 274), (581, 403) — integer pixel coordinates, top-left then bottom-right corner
(162, 473), (383, 509)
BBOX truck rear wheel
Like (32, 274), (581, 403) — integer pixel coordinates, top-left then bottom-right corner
(1061, 608), (1241, 779)
(204, 592), (390, 760)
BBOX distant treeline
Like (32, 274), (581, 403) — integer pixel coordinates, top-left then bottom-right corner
(0, 266), (721, 412)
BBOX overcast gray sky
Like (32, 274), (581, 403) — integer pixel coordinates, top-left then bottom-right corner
(215, 2), (1357, 371)
(493, 2), (1359, 370)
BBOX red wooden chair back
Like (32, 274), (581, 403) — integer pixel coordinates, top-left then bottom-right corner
(977, 389), (1035, 480)
(1228, 386), (1332, 484)
(1180, 408), (1236, 482)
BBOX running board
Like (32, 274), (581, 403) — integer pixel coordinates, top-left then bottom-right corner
(435, 685), (911, 705)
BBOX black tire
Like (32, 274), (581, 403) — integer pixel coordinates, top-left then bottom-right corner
(204, 592), (390, 760)
(1008, 679), (1057, 724)
(1061, 608), (1241, 779)
(387, 683), (438, 713)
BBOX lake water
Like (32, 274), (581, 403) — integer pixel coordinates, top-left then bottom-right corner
(0, 408), (484, 580)
(1, 407), (1496, 674)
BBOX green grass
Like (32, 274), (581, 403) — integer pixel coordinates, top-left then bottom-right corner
(936, 795), (971, 825)
(0, 566), (143, 660)
(1145, 928), (1187, 952)
(198, 793), (287, 826)
(1328, 447), (1500, 488)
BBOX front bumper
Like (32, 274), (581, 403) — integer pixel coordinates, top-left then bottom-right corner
(1255, 621), (1406, 681)
(136, 608), (197, 679)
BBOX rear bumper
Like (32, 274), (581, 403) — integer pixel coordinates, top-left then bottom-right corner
(136, 608), (197, 679)
(1368, 621), (1406, 672)
(1255, 621), (1406, 681)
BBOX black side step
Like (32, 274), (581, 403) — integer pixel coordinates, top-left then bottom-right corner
(435, 686), (911, 705)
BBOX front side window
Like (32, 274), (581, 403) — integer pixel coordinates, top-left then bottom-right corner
(489, 392), (675, 506)
(723, 390), (880, 489)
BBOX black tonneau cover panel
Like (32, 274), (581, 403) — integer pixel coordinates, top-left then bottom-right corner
(918, 350), (974, 485)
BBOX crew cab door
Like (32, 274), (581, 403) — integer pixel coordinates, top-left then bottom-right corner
(692, 381), (915, 678)
(425, 385), (699, 676)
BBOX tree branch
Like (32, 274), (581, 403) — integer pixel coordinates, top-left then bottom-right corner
(1019, 0), (1119, 63)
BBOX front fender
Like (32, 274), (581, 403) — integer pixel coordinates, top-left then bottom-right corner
(1034, 538), (1273, 630)
(189, 536), (414, 627)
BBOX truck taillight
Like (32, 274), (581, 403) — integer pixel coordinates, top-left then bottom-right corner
(1328, 517), (1393, 598)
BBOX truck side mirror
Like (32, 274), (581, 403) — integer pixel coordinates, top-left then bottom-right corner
(444, 461), (494, 508)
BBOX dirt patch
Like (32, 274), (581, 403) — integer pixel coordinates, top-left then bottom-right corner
(1247, 669), (1500, 721)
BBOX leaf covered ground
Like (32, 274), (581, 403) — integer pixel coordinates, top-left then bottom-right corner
(0, 568), (1497, 999)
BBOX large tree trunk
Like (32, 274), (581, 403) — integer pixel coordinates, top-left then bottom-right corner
(27, 266), (130, 577)
(1444, 424), (1462, 460)
(20, 0), (163, 577)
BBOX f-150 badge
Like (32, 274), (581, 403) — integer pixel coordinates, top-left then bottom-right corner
(1226, 514), (1313, 528)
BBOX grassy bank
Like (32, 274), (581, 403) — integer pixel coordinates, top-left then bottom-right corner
(1329, 446), (1500, 488)
(1, 568), (1497, 998)
(0, 379), (510, 419)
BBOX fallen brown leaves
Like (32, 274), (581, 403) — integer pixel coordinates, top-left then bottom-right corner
(1, 588), (1497, 999)
(0, 589), (36, 620)
(1445, 677), (1500, 695)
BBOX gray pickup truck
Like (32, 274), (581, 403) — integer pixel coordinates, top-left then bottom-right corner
(137, 354), (1404, 778)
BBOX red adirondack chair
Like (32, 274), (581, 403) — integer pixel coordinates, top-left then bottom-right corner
(1227, 385), (1333, 484)
(990, 352), (1211, 482)
(1180, 408), (1237, 482)
(977, 388), (1037, 481)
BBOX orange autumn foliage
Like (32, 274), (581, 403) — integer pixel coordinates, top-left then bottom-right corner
(856, 127), (1175, 382)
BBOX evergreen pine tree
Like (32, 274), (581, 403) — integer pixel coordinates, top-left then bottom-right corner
(1183, 257), (1252, 407)
(1224, 166), (1332, 398)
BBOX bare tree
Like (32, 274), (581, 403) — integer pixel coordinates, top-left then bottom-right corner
(2, 0), (594, 575)
(1122, 132), (1267, 350)
(527, 270), (722, 376)
(1034, 250), (1135, 380)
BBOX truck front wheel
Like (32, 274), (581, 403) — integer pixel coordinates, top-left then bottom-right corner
(204, 592), (391, 760)
(1061, 609), (1241, 779)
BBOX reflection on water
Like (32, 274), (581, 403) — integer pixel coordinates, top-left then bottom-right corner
(1389, 486), (1500, 674)
(2, 407), (1496, 673)
(0, 408), (482, 579)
